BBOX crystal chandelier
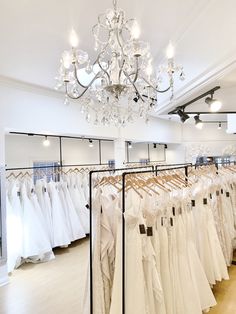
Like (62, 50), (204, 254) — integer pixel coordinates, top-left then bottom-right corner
(56, 0), (185, 127)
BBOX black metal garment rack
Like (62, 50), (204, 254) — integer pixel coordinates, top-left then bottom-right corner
(120, 164), (191, 314)
(88, 164), (155, 314)
(5, 163), (110, 172)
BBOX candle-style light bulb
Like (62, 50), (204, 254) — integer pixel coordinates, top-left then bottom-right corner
(69, 28), (79, 48)
(166, 41), (175, 59)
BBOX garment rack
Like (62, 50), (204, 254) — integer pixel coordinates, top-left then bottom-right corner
(5, 162), (110, 172)
(121, 165), (191, 314)
(88, 163), (192, 314)
(88, 164), (156, 314)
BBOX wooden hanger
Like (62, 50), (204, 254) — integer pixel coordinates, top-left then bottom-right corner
(6, 172), (17, 180)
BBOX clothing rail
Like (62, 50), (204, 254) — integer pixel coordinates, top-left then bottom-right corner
(121, 164), (190, 314)
(88, 164), (155, 314)
(155, 163), (192, 176)
(5, 163), (110, 172)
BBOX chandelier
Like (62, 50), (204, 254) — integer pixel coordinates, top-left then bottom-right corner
(55, 0), (185, 127)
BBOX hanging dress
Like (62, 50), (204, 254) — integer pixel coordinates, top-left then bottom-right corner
(48, 181), (71, 248)
(35, 178), (53, 246)
(21, 182), (53, 260)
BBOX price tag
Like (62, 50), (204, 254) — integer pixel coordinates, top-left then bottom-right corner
(139, 224), (146, 234)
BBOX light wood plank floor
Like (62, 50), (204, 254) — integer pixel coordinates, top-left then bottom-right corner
(0, 239), (236, 314)
(209, 264), (236, 313)
(0, 238), (89, 314)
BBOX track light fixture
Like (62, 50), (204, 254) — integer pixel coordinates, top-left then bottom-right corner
(128, 142), (132, 149)
(218, 122), (222, 130)
(43, 136), (50, 147)
(205, 94), (222, 112)
(177, 109), (190, 123)
(168, 86), (224, 117)
(89, 139), (94, 148)
(153, 143), (157, 149)
(164, 144), (168, 149)
(194, 115), (203, 129)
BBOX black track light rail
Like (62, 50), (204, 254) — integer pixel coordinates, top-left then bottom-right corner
(180, 111), (236, 115)
(199, 121), (227, 124)
(9, 131), (113, 142)
(168, 86), (221, 114)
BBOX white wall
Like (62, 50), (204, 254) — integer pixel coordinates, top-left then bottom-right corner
(182, 123), (236, 162)
(0, 79), (182, 144)
(5, 135), (115, 168)
(127, 143), (166, 163)
(227, 114), (236, 134)
(165, 144), (186, 164)
(0, 126), (8, 286)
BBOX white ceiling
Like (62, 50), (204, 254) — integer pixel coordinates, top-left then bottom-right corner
(0, 0), (208, 88)
(1, 0), (236, 123)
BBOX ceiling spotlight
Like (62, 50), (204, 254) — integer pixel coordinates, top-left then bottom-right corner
(153, 143), (157, 149)
(128, 141), (132, 149)
(218, 122), (222, 130)
(89, 139), (94, 148)
(177, 109), (190, 123)
(194, 115), (203, 129)
(164, 144), (168, 149)
(43, 136), (50, 147)
(205, 95), (222, 112)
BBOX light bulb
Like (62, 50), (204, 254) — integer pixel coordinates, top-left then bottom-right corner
(43, 136), (50, 147)
(205, 96), (222, 112)
(166, 41), (175, 59)
(131, 21), (141, 39)
(210, 100), (222, 112)
(69, 28), (79, 48)
(196, 121), (203, 129)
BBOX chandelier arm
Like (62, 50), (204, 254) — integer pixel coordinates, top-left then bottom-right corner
(73, 63), (88, 89)
(123, 71), (144, 102)
(132, 57), (139, 83)
(116, 28), (126, 57)
(97, 55), (111, 84)
(118, 59), (125, 83)
(97, 13), (110, 29)
(92, 22), (110, 46)
(141, 76), (171, 93)
(65, 71), (102, 100)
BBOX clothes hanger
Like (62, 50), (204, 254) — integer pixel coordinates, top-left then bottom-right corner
(15, 171), (24, 179)
(22, 171), (32, 178)
(145, 176), (170, 193)
(159, 172), (182, 190)
(6, 172), (17, 179)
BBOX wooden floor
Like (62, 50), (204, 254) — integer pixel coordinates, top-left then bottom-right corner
(0, 239), (236, 314)
(209, 263), (236, 313)
(0, 238), (89, 314)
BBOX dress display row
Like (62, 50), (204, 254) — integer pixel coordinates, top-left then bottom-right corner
(87, 167), (236, 314)
(6, 172), (90, 273)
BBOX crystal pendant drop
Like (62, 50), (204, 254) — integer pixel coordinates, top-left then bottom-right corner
(64, 95), (69, 106)
(86, 112), (91, 123)
(145, 117), (150, 124)
(80, 105), (85, 114)
(94, 115), (99, 125)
